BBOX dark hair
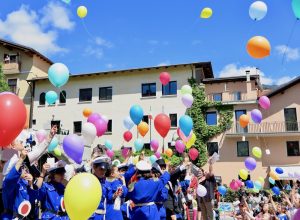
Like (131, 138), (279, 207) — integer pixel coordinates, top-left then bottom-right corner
(136, 170), (152, 179)
(105, 165), (117, 177)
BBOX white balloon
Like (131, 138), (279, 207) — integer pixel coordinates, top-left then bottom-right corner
(197, 185), (207, 197)
(102, 115), (109, 124)
(82, 122), (97, 145)
(294, 171), (300, 179)
(123, 116), (135, 130)
(249, 1), (268, 21)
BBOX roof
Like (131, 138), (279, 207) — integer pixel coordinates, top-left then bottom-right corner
(0, 38), (53, 64)
(267, 76), (300, 98)
(27, 61), (214, 82)
(202, 75), (260, 84)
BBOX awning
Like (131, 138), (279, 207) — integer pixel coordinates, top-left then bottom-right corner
(270, 166), (300, 180)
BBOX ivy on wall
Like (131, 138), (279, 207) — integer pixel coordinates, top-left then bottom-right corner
(0, 65), (10, 92)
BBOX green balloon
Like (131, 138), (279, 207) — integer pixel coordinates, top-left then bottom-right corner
(292, 0), (300, 19)
(181, 85), (193, 95)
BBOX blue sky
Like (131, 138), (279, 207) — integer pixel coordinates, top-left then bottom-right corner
(0, 0), (299, 85)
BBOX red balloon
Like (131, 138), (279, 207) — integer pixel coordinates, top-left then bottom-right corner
(154, 114), (171, 138)
(123, 131), (133, 142)
(189, 148), (199, 161)
(0, 94), (27, 147)
(159, 72), (171, 86)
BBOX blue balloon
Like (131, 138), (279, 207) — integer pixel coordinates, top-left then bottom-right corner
(269, 177), (275, 185)
(272, 186), (280, 196)
(134, 139), (144, 151)
(46, 91), (58, 105)
(105, 140), (113, 150)
(275, 167), (284, 175)
(48, 137), (59, 151)
(123, 116), (135, 130)
(130, 105), (144, 125)
(179, 115), (193, 136)
(149, 155), (157, 164)
(48, 63), (70, 88)
(254, 181), (262, 190)
(246, 180), (254, 189)
(218, 186), (227, 196)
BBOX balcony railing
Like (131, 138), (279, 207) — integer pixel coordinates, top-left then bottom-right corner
(2, 62), (21, 74)
(227, 121), (300, 135)
(206, 92), (254, 102)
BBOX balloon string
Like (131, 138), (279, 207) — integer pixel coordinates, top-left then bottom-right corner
(81, 19), (97, 42)
(282, 19), (299, 65)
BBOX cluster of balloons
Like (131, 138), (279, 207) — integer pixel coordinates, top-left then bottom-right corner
(229, 179), (244, 191)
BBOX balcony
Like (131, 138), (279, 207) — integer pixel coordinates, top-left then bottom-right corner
(206, 92), (257, 104)
(226, 121), (300, 137)
(2, 62), (21, 74)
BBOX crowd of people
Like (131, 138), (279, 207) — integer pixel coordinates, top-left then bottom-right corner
(0, 126), (299, 220)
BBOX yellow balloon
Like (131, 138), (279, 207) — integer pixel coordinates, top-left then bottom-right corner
(133, 156), (139, 165)
(77, 6), (88, 18)
(258, 177), (265, 184)
(53, 147), (62, 157)
(269, 171), (279, 181)
(239, 169), (248, 180)
(252, 147), (262, 159)
(200, 7), (213, 19)
(65, 173), (101, 220)
(185, 133), (196, 149)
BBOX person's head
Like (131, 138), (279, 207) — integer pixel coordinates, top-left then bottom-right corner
(197, 168), (205, 179)
(276, 203), (282, 213)
(136, 160), (152, 179)
(50, 168), (66, 183)
(118, 165), (128, 175)
(262, 203), (269, 213)
(92, 155), (111, 178)
(20, 163), (30, 178)
(239, 203), (247, 212)
(106, 165), (119, 178)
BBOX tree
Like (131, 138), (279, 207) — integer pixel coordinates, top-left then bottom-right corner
(0, 65), (9, 92)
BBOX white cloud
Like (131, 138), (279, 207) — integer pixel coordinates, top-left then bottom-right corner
(275, 45), (300, 61)
(157, 61), (171, 66)
(106, 63), (114, 69)
(276, 76), (296, 85)
(0, 5), (67, 54)
(95, 37), (113, 48)
(84, 46), (103, 59)
(41, 2), (75, 30)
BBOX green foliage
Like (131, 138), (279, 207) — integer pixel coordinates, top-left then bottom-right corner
(186, 78), (233, 167)
(0, 65), (9, 92)
(113, 150), (125, 163)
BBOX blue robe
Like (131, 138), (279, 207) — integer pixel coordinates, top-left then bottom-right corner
(128, 172), (170, 220)
(155, 182), (168, 220)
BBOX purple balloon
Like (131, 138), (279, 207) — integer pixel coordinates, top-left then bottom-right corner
(259, 96), (271, 110)
(94, 118), (108, 137)
(63, 134), (84, 164)
(175, 140), (185, 153)
(245, 157), (257, 171)
(181, 94), (194, 108)
(150, 139), (159, 151)
(293, 209), (300, 220)
(87, 113), (101, 124)
(251, 109), (262, 124)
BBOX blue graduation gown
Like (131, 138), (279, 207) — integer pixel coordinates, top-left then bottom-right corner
(155, 182), (168, 220)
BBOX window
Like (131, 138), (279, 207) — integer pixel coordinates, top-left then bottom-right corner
(4, 54), (18, 63)
(142, 83), (156, 97)
(143, 115), (149, 124)
(162, 81), (177, 96)
(59, 91), (66, 104)
(206, 112), (217, 126)
(7, 79), (17, 94)
(287, 141), (300, 156)
(284, 108), (298, 131)
(32, 120), (36, 125)
(169, 114), (177, 127)
(233, 92), (242, 101)
(39, 92), (46, 105)
(207, 142), (219, 156)
(213, 93), (222, 101)
(99, 87), (112, 101)
(235, 110), (248, 133)
(79, 88), (92, 102)
(106, 120), (112, 133)
(73, 121), (82, 134)
(237, 141), (249, 157)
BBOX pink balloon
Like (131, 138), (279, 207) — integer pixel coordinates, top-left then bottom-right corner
(150, 139), (159, 151)
(230, 180), (239, 191)
(106, 150), (114, 159)
(293, 209), (300, 220)
(189, 148), (199, 161)
(121, 148), (130, 158)
(36, 129), (47, 143)
(178, 128), (192, 142)
(154, 151), (161, 159)
(259, 96), (271, 110)
(236, 179), (243, 187)
(94, 118), (108, 137)
(88, 113), (101, 124)
(175, 140), (185, 153)
(159, 72), (171, 86)
(181, 94), (194, 108)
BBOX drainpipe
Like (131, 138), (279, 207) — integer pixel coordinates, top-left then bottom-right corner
(27, 80), (35, 129)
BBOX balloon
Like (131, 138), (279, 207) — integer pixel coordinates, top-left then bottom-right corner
(94, 118), (108, 137)
(179, 115), (193, 137)
(154, 151), (161, 159)
(123, 131), (133, 142)
(82, 122), (97, 146)
(246, 180), (254, 189)
(150, 139), (159, 151)
(239, 114), (250, 128)
(121, 148), (130, 158)
(130, 105), (144, 125)
(36, 129), (47, 143)
(251, 109), (262, 124)
(87, 113), (101, 124)
(292, 0), (300, 19)
(175, 140), (185, 154)
(239, 169), (248, 180)
(189, 148), (199, 161)
(83, 108), (92, 118)
(247, 36), (271, 59)
(134, 139), (144, 151)
(185, 132), (196, 149)
(275, 167), (284, 175)
(48, 63), (69, 88)
(218, 186), (227, 196)
(0, 91), (14, 96)
(288, 172), (294, 178)
(106, 150), (114, 159)
(159, 72), (171, 86)
(200, 7), (213, 19)
(181, 85), (192, 95)
(165, 149), (173, 158)
(53, 147), (62, 157)
(249, 1), (268, 21)
(182, 94), (194, 108)
(197, 185), (207, 197)
(270, 171), (279, 180)
(65, 173), (101, 220)
(294, 171), (300, 179)
(236, 179), (243, 187)
(138, 122), (149, 137)
(123, 116), (135, 130)
(269, 177), (275, 185)
(293, 209), (300, 220)
(178, 128), (192, 143)
(258, 177), (265, 184)
(77, 6), (88, 18)
(45, 91), (58, 105)
(252, 147), (262, 158)
(154, 114), (171, 138)
(258, 96), (271, 110)
(254, 181), (262, 190)
(63, 134), (84, 164)
(101, 115), (109, 124)
(48, 137), (59, 151)
(230, 180), (239, 191)
(105, 140), (113, 150)
(272, 186), (280, 196)
(244, 157), (257, 171)
(149, 155), (157, 164)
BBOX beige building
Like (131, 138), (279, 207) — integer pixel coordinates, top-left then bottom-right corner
(0, 39), (52, 128)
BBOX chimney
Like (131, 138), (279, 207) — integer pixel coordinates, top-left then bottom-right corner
(246, 70), (250, 82)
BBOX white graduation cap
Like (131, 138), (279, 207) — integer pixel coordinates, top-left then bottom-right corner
(47, 160), (67, 173)
(136, 160), (151, 172)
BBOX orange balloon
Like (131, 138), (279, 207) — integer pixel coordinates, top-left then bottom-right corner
(138, 122), (149, 137)
(247, 36), (271, 59)
(239, 114), (250, 128)
(165, 148), (173, 158)
(83, 108), (92, 118)
(270, 171), (279, 181)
